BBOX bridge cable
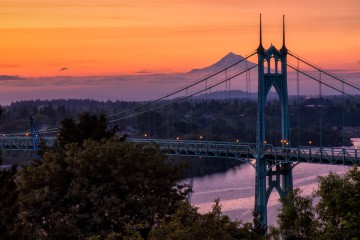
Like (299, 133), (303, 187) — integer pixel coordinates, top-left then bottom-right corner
(289, 51), (360, 92)
(319, 70), (323, 147)
(205, 78), (209, 140)
(109, 64), (258, 123)
(289, 62), (360, 148)
(296, 58), (300, 146)
(287, 64), (355, 99)
(342, 81), (346, 146)
(225, 69), (230, 141)
(108, 50), (257, 119)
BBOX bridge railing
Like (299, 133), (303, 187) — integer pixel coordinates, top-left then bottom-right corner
(1, 136), (359, 166)
(128, 138), (262, 163)
(0, 136), (56, 151)
(266, 146), (359, 166)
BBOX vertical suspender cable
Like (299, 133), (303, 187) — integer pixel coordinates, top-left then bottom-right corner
(147, 105), (151, 137)
(171, 103), (174, 139)
(342, 81), (345, 146)
(296, 59), (300, 146)
(167, 98), (170, 139)
(246, 61), (251, 142)
(319, 71), (323, 147)
(228, 69), (231, 139)
(225, 69), (229, 140)
(206, 79), (209, 140)
(246, 61), (249, 98)
(186, 87), (189, 139)
(153, 110), (156, 138)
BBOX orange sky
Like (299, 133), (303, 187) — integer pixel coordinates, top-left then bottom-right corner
(0, 0), (359, 77)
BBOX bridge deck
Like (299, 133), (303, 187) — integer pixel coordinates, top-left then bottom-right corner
(0, 136), (358, 166)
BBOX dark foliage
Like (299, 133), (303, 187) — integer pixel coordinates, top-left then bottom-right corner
(56, 113), (117, 148)
(17, 139), (189, 239)
(0, 166), (19, 239)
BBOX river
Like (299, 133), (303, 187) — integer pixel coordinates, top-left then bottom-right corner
(189, 161), (349, 226)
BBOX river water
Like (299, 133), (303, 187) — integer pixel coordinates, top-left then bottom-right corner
(189, 161), (349, 226)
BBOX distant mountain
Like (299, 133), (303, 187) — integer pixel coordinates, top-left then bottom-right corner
(187, 52), (256, 77)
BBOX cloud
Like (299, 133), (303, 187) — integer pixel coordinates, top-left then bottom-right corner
(0, 75), (23, 80)
(357, 60), (360, 64)
(136, 69), (153, 74)
(59, 67), (69, 71)
(0, 64), (21, 68)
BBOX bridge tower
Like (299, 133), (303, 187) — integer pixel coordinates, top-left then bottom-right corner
(255, 15), (293, 226)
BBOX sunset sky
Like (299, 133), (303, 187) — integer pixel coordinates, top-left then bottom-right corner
(1, 0), (359, 77)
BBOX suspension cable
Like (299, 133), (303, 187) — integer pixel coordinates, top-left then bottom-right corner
(289, 51), (360, 92)
(287, 64), (355, 99)
(109, 64), (258, 123)
(108, 50), (257, 118)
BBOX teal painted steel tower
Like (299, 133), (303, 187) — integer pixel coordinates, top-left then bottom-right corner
(255, 15), (293, 226)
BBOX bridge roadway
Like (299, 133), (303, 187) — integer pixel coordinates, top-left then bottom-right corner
(0, 136), (359, 166)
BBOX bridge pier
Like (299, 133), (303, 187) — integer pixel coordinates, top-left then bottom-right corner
(255, 156), (268, 225)
(255, 159), (293, 226)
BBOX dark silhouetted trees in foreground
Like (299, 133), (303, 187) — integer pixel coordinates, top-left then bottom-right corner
(1, 113), (360, 239)
(275, 166), (360, 240)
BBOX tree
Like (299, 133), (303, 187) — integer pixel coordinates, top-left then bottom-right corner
(0, 166), (19, 239)
(17, 139), (189, 239)
(277, 188), (318, 240)
(277, 166), (360, 240)
(56, 113), (116, 149)
(315, 166), (360, 239)
(149, 199), (266, 240)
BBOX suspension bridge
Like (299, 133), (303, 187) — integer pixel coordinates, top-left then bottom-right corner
(1, 15), (360, 227)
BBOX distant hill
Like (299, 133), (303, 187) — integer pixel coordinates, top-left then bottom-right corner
(193, 90), (280, 100)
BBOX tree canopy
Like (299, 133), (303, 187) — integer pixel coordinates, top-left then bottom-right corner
(277, 166), (360, 240)
(149, 199), (266, 240)
(17, 139), (188, 239)
(56, 113), (117, 148)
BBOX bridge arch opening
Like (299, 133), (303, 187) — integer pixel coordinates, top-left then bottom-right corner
(265, 86), (282, 147)
(264, 59), (269, 74)
(269, 56), (275, 74)
(277, 60), (282, 74)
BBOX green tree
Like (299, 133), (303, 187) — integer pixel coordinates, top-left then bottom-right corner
(315, 166), (360, 239)
(149, 199), (266, 240)
(277, 188), (318, 240)
(56, 113), (116, 149)
(17, 139), (188, 239)
(277, 167), (360, 240)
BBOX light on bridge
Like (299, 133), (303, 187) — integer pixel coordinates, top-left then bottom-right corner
(308, 140), (312, 145)
(236, 139), (239, 143)
(199, 135), (203, 139)
(176, 137), (179, 140)
(144, 133), (148, 137)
